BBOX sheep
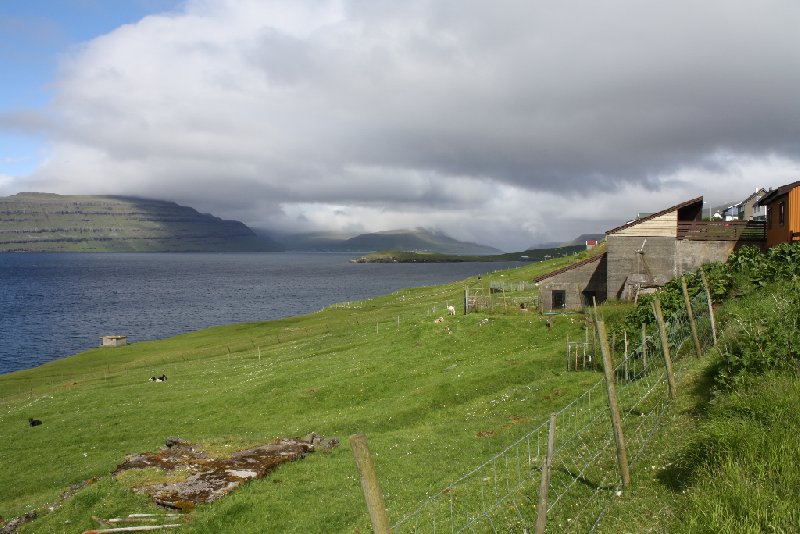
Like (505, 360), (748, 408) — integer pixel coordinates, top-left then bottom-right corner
(149, 374), (168, 382)
(447, 305), (456, 316)
(434, 317), (445, 324)
(28, 418), (42, 427)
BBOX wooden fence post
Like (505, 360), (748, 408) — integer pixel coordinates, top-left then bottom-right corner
(464, 286), (468, 315)
(698, 269), (718, 346)
(680, 276), (703, 358)
(652, 298), (677, 399)
(535, 413), (557, 534)
(596, 318), (631, 488)
(624, 332), (629, 381)
(592, 298), (598, 369)
(566, 335), (570, 371)
(349, 433), (391, 534)
(641, 323), (647, 371)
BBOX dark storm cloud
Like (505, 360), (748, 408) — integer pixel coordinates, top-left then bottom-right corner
(4, 0), (800, 249)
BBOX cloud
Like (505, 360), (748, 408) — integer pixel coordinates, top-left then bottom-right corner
(5, 0), (800, 249)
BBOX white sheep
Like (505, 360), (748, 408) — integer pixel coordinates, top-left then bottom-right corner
(447, 305), (456, 316)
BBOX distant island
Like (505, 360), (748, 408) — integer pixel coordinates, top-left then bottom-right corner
(351, 244), (589, 263)
(0, 192), (283, 252)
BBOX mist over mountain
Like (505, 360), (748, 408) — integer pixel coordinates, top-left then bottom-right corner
(270, 228), (501, 255)
(527, 233), (605, 250)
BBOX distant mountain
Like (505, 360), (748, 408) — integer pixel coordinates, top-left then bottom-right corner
(527, 233), (604, 250)
(0, 192), (283, 252)
(558, 233), (605, 247)
(268, 230), (359, 251)
(274, 228), (502, 255)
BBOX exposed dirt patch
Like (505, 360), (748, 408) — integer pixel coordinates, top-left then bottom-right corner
(114, 434), (338, 511)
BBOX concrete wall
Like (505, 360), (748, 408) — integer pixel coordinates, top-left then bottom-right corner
(101, 336), (127, 347)
(539, 255), (607, 311)
(608, 237), (741, 300)
(675, 240), (736, 273)
(606, 235), (676, 300)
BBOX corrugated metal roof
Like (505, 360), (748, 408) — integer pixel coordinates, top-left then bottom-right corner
(605, 196), (703, 235)
(534, 253), (606, 282)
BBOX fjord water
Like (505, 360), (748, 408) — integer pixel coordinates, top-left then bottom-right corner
(0, 252), (520, 374)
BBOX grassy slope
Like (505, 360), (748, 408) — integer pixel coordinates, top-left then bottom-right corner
(1, 253), (597, 532)
(5, 246), (796, 533)
(594, 283), (800, 533)
(594, 362), (800, 533)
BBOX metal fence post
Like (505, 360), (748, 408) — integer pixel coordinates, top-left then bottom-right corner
(350, 433), (391, 534)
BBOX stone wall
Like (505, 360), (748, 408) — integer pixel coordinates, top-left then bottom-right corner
(539, 254), (607, 311)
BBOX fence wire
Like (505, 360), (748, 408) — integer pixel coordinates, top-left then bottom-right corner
(392, 288), (715, 533)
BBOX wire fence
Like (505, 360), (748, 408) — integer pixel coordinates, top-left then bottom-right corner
(466, 286), (539, 314)
(391, 287), (714, 533)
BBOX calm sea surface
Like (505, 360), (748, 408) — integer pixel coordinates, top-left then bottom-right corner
(0, 253), (521, 375)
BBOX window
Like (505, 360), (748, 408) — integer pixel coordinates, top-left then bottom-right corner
(552, 290), (566, 309)
(780, 201), (786, 226)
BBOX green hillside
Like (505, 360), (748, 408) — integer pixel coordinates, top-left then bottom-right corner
(0, 192), (283, 252)
(1, 244), (798, 532)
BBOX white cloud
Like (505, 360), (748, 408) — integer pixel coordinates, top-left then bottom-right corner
(4, 0), (800, 250)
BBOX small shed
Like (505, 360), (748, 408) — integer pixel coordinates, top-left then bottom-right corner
(101, 335), (127, 347)
(535, 253), (608, 311)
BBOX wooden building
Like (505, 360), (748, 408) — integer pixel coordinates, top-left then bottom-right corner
(759, 181), (800, 248)
(536, 196), (766, 311)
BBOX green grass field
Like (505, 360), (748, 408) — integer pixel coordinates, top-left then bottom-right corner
(3, 246), (798, 533)
(1, 254), (601, 532)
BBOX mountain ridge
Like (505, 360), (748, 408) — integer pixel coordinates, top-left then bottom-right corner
(0, 192), (283, 252)
(270, 227), (502, 255)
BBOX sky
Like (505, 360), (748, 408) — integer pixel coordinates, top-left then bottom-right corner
(2, 1), (800, 251)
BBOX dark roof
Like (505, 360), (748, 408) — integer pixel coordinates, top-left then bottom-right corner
(740, 188), (767, 206)
(534, 253), (606, 282)
(606, 196), (703, 235)
(758, 181), (800, 206)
